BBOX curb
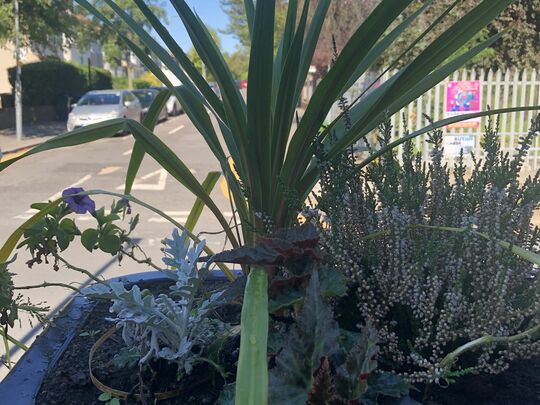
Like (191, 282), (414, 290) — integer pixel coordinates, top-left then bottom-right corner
(2, 140), (44, 155)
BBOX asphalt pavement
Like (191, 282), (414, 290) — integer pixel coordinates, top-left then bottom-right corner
(0, 113), (239, 377)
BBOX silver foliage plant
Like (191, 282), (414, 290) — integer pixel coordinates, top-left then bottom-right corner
(313, 116), (540, 384)
(82, 229), (224, 376)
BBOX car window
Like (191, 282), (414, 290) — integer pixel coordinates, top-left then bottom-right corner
(78, 93), (121, 106)
(132, 90), (156, 108)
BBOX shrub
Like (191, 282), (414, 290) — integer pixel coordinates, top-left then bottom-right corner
(133, 78), (152, 89)
(134, 71), (161, 88)
(315, 116), (540, 384)
(112, 76), (129, 90)
(7, 60), (112, 106)
(86, 66), (113, 90)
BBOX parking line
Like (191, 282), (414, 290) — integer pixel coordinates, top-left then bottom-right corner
(148, 216), (188, 224)
(47, 174), (93, 201)
(98, 166), (121, 175)
(14, 174), (93, 220)
(168, 125), (185, 135)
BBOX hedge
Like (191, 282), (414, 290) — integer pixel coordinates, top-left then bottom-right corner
(7, 60), (112, 107)
(133, 78), (153, 89)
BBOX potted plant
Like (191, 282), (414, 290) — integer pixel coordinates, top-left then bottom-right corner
(1, 1), (539, 404)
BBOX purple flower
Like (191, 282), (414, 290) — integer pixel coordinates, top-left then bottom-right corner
(62, 187), (95, 214)
(119, 197), (132, 214)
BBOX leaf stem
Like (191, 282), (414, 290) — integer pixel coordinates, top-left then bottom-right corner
(439, 324), (540, 369)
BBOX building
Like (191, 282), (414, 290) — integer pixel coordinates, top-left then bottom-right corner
(0, 38), (105, 95)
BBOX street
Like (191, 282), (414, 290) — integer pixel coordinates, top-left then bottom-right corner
(0, 113), (237, 374)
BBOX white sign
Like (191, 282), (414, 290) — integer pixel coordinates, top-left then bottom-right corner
(444, 135), (475, 157)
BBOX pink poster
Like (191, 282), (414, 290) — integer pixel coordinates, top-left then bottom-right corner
(445, 80), (481, 129)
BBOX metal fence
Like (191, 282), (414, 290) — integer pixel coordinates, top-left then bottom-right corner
(332, 68), (540, 173)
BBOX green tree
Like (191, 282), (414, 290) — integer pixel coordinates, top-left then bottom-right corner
(0, 0), (79, 52)
(378, 0), (540, 69)
(220, 0), (289, 51)
(76, 0), (166, 85)
(187, 27), (221, 81)
(225, 48), (249, 80)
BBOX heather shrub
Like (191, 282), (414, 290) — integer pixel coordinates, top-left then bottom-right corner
(313, 115), (540, 384)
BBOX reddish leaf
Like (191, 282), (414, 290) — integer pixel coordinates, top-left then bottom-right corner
(203, 223), (320, 265)
(307, 357), (348, 405)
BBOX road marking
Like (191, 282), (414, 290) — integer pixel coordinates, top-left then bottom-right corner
(220, 178), (230, 200)
(167, 125), (185, 135)
(116, 169), (167, 191)
(47, 175), (93, 201)
(122, 149), (132, 156)
(148, 216), (188, 224)
(98, 166), (121, 175)
(14, 174), (93, 220)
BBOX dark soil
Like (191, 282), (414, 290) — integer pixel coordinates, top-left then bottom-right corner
(36, 278), (241, 405)
(35, 276), (539, 404)
(424, 356), (540, 405)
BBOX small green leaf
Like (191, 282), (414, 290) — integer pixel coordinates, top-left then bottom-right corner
(98, 392), (111, 401)
(129, 214), (140, 232)
(94, 208), (106, 225)
(104, 214), (121, 222)
(55, 228), (70, 251)
(81, 229), (99, 252)
(99, 233), (121, 255)
(109, 398), (120, 405)
(59, 218), (80, 235)
(30, 202), (50, 210)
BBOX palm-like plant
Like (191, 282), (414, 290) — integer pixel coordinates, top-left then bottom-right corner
(1, 0), (539, 403)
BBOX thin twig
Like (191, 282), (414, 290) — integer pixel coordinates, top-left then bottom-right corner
(52, 253), (103, 283)
(120, 248), (161, 271)
(14, 282), (80, 292)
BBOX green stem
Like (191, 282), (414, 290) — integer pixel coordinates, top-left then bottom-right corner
(360, 224), (540, 265)
(439, 324), (540, 369)
(2, 327), (11, 369)
(0, 328), (28, 351)
(235, 266), (269, 405)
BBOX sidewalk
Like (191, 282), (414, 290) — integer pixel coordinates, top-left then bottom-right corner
(0, 121), (66, 155)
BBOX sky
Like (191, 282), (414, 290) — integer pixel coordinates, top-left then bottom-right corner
(163, 0), (240, 54)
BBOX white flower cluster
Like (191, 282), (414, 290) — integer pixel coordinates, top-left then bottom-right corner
(316, 117), (540, 383)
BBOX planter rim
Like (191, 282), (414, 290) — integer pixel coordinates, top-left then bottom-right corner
(0, 270), (238, 405)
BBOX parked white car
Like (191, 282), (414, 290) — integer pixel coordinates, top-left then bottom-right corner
(67, 90), (142, 132)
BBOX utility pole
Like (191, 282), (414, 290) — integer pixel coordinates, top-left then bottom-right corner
(14, 0), (23, 140)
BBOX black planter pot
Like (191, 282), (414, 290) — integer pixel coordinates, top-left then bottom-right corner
(0, 271), (235, 405)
